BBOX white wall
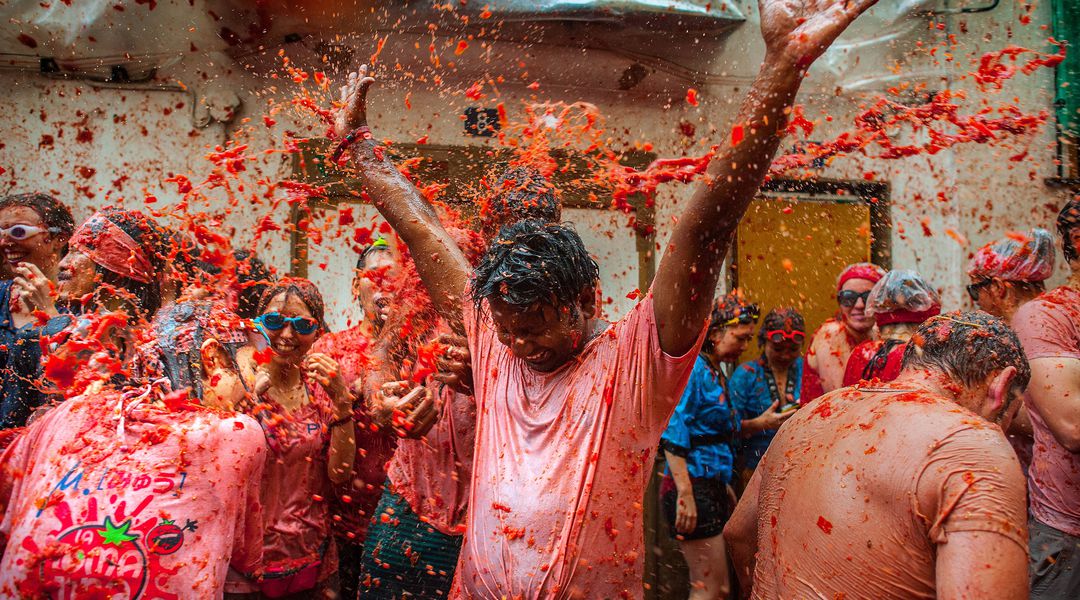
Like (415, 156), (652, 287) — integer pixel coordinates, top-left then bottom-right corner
(0, 0), (1072, 328)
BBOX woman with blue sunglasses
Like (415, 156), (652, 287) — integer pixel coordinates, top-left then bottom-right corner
(229, 277), (355, 599)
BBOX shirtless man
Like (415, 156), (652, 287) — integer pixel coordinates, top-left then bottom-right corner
(334, 0), (878, 596)
(724, 311), (1030, 599)
(801, 262), (885, 402)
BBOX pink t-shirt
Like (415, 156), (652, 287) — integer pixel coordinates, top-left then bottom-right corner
(387, 383), (476, 535)
(453, 294), (702, 599)
(1013, 285), (1080, 536)
(0, 391), (266, 598)
(226, 384), (338, 593)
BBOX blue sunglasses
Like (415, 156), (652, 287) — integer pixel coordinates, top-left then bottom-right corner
(254, 312), (319, 335)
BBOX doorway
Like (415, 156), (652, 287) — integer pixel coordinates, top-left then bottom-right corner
(731, 179), (890, 363)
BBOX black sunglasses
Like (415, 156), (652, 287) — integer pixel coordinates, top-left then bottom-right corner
(967, 279), (993, 303)
(837, 290), (871, 308)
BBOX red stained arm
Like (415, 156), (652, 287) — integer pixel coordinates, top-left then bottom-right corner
(650, 0), (880, 356)
(337, 68), (470, 332)
(935, 531), (1028, 599)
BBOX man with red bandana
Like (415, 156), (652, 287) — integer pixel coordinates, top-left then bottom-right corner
(801, 262), (885, 402)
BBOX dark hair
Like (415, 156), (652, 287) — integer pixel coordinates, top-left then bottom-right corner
(0, 193), (75, 255)
(482, 167), (562, 233)
(356, 238), (392, 270)
(258, 276), (327, 331)
(470, 219), (599, 313)
(234, 250), (274, 320)
(1057, 196), (1080, 263)
(902, 311), (1031, 393)
(137, 300), (249, 401)
(702, 291), (759, 355)
(758, 307), (805, 346)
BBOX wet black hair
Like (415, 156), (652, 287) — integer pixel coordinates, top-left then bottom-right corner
(1056, 196), (1080, 263)
(483, 167), (562, 232)
(470, 219), (599, 313)
(902, 310), (1031, 393)
(0, 193), (75, 255)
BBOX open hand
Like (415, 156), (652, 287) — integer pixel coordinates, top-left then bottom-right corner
(434, 333), (473, 395)
(759, 0), (879, 69)
(333, 65), (376, 139)
(12, 262), (58, 316)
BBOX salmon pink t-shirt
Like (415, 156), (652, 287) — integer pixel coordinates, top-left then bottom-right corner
(453, 294), (703, 599)
(226, 383), (339, 593)
(0, 391), (266, 598)
(386, 383), (476, 535)
(747, 386), (1027, 599)
(1013, 285), (1080, 536)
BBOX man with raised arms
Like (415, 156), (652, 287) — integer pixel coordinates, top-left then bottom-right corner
(333, 0), (878, 596)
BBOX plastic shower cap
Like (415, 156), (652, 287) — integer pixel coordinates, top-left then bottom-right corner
(967, 228), (1055, 283)
(866, 269), (941, 326)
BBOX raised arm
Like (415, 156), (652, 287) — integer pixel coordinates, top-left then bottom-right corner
(651, 0), (878, 355)
(334, 67), (471, 329)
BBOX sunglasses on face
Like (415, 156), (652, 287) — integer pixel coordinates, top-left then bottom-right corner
(0, 224), (60, 241)
(256, 312), (319, 335)
(967, 279), (993, 303)
(765, 329), (805, 344)
(837, 290), (871, 308)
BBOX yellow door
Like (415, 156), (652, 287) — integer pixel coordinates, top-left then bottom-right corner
(734, 197), (872, 363)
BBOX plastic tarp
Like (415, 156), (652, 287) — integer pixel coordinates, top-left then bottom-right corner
(0, 1), (743, 65)
(0, 1), (262, 62)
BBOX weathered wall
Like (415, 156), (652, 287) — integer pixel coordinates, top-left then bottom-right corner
(0, 0), (1072, 327)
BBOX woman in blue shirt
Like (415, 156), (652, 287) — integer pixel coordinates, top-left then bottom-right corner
(729, 307), (805, 488)
(660, 293), (789, 600)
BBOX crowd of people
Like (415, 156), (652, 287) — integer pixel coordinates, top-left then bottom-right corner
(0, 0), (1077, 598)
